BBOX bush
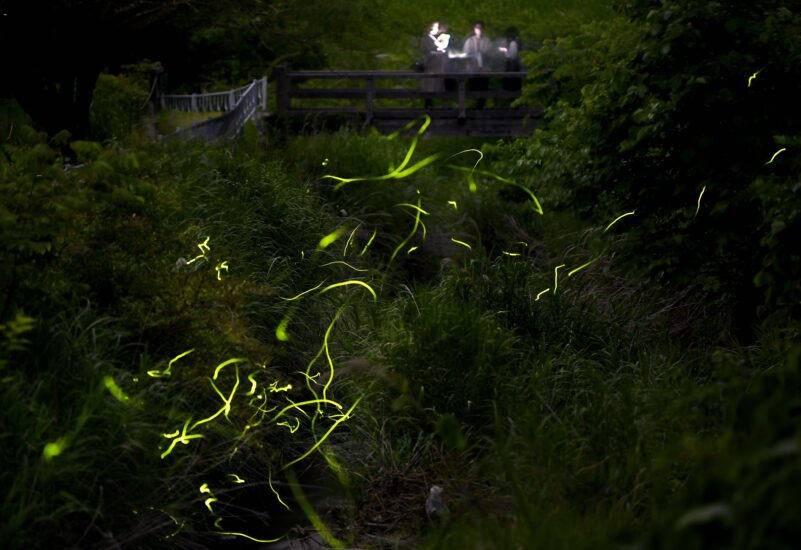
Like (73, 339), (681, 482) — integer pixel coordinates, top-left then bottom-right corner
(89, 72), (150, 142)
(494, 0), (801, 335)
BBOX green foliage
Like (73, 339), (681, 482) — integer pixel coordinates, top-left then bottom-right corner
(89, 72), (150, 142)
(494, 0), (801, 333)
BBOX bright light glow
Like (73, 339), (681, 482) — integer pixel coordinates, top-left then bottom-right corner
(42, 436), (68, 460)
(359, 228), (377, 256)
(281, 280), (327, 302)
(213, 357), (247, 380)
(186, 236), (210, 265)
(276, 315), (291, 341)
(283, 397), (362, 470)
(269, 469), (291, 510)
(103, 375), (130, 403)
(148, 348), (195, 378)
(321, 261), (369, 272)
(215, 261), (229, 281)
(160, 418), (204, 459)
(553, 264), (565, 295)
(319, 280), (377, 302)
(604, 211), (635, 233)
(450, 237), (472, 251)
(568, 258), (597, 277)
(535, 288), (550, 301)
(319, 228), (347, 250)
(765, 148), (786, 165)
(343, 225), (360, 256)
(447, 200), (458, 209)
(216, 530), (285, 543)
(695, 186), (706, 217)
(748, 69), (761, 87)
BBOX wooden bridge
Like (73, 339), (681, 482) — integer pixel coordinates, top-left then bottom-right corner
(273, 65), (541, 137)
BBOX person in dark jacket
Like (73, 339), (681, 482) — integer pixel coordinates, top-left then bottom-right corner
(499, 26), (523, 92)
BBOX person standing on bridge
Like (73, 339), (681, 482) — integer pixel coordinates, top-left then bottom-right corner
(463, 21), (494, 109)
(499, 26), (523, 94)
(421, 21), (449, 107)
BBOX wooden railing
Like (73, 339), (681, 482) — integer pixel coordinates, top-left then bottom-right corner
(275, 65), (529, 120)
(272, 65), (538, 136)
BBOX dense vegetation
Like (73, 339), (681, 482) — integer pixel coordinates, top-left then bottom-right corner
(2, 0), (800, 548)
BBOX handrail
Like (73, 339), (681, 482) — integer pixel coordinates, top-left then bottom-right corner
(165, 78), (264, 142)
(274, 65), (528, 120)
(161, 77), (268, 113)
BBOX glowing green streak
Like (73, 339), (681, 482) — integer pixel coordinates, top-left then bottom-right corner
(553, 264), (565, 295)
(213, 357), (247, 380)
(604, 211), (635, 233)
(535, 288), (550, 301)
(320, 310), (341, 404)
(271, 399), (343, 422)
(191, 366), (240, 430)
(695, 185), (706, 217)
(285, 468), (345, 548)
(215, 261), (229, 281)
(278, 417), (301, 433)
(451, 237), (472, 251)
(447, 165), (543, 213)
(319, 228), (347, 250)
(148, 348), (195, 378)
(245, 373), (258, 396)
(318, 280), (377, 302)
(187, 236), (210, 265)
(103, 376), (130, 403)
(502, 251), (521, 257)
(448, 200), (458, 209)
(748, 69), (761, 87)
(160, 418), (204, 459)
(360, 227), (377, 256)
(276, 315), (291, 342)
(281, 281), (326, 301)
(387, 114), (431, 140)
(765, 148), (786, 165)
(342, 225), (360, 257)
(200, 485), (218, 512)
(389, 197), (422, 268)
(568, 258), (597, 277)
(216, 531), (284, 543)
(163, 430), (180, 438)
(227, 474), (245, 484)
(269, 469), (291, 511)
(397, 203), (430, 216)
(325, 117), (439, 190)
(284, 397), (362, 471)
(269, 381), (292, 392)
(43, 436), (68, 460)
(321, 261), (368, 272)
(392, 154), (441, 178)
(408, 246), (418, 254)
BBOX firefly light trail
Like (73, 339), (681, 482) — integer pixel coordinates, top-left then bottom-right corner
(604, 211), (635, 233)
(765, 148), (786, 165)
(695, 186), (706, 217)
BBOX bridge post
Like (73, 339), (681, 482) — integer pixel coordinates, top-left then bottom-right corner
(275, 64), (290, 117)
(457, 77), (467, 119)
(191, 93), (197, 112)
(228, 89), (235, 111)
(260, 77), (268, 111)
(365, 76), (375, 124)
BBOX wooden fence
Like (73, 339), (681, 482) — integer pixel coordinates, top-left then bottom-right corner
(273, 65), (540, 136)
